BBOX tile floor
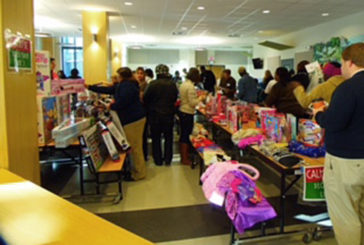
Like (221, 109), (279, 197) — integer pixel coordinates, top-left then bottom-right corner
(49, 142), (337, 245)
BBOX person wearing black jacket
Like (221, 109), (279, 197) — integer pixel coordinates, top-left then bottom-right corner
(88, 67), (146, 181)
(314, 43), (364, 245)
(200, 66), (216, 94)
(143, 64), (178, 166)
(291, 60), (310, 89)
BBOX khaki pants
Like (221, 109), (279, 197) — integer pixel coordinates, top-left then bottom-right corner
(124, 118), (146, 180)
(323, 153), (364, 245)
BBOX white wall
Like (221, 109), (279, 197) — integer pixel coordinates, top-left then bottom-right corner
(252, 10), (364, 79)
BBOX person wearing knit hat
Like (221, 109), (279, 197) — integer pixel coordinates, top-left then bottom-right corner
(237, 66), (258, 103)
(143, 64), (178, 166)
(293, 61), (345, 108)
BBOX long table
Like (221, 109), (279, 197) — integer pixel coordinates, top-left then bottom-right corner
(0, 169), (154, 245)
(39, 139), (85, 195)
(196, 108), (325, 242)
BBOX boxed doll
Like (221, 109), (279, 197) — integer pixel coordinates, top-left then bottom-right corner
(37, 96), (58, 145)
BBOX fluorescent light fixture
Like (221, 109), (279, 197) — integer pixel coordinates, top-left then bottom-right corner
(130, 45), (143, 49)
(35, 33), (52, 38)
(175, 36), (223, 45)
(124, 2), (133, 6)
(322, 13), (329, 17)
(258, 30), (264, 33)
(262, 10), (270, 14)
(181, 27), (188, 31)
(197, 6), (205, 10)
(195, 47), (206, 51)
(116, 34), (156, 43)
(131, 25), (136, 29)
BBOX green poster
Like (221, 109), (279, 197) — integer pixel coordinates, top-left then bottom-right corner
(303, 166), (325, 202)
(5, 31), (32, 71)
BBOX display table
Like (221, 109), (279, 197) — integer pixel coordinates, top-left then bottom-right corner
(39, 139), (85, 195)
(0, 169), (153, 245)
(196, 107), (326, 238)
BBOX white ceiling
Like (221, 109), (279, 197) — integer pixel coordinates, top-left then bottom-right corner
(34, 0), (364, 49)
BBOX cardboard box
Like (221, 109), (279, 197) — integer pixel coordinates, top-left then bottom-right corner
(37, 96), (58, 145)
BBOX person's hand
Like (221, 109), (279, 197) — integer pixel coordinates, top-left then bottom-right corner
(312, 106), (327, 119)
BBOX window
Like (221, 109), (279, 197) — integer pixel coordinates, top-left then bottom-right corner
(61, 37), (83, 78)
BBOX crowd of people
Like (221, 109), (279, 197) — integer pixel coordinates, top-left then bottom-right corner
(84, 56), (348, 182)
(84, 43), (364, 245)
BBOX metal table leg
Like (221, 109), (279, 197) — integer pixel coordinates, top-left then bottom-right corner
(280, 173), (286, 233)
(79, 146), (84, 195)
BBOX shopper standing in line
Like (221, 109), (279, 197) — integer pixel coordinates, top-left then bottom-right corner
(200, 65), (216, 95)
(291, 60), (310, 90)
(314, 43), (364, 245)
(237, 66), (258, 103)
(292, 62), (345, 108)
(135, 66), (149, 162)
(219, 69), (236, 100)
(265, 67), (307, 117)
(143, 64), (178, 166)
(178, 68), (201, 165)
(145, 68), (154, 84)
(88, 67), (147, 181)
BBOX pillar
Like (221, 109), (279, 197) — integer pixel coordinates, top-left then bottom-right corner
(0, 0), (40, 183)
(82, 11), (109, 84)
(111, 39), (122, 76)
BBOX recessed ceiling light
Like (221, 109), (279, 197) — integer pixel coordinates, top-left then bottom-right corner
(322, 13), (329, 17)
(197, 6), (205, 10)
(124, 2), (133, 6)
(131, 25), (136, 29)
(262, 10), (270, 14)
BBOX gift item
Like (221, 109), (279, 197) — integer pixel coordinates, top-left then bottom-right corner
(56, 94), (71, 125)
(238, 135), (266, 149)
(305, 61), (325, 93)
(286, 113), (297, 142)
(202, 146), (231, 166)
(101, 129), (120, 161)
(36, 50), (51, 96)
(51, 79), (85, 96)
(106, 121), (130, 151)
(289, 140), (326, 158)
(258, 107), (276, 130)
(201, 161), (276, 234)
(262, 113), (286, 143)
(52, 117), (91, 139)
(81, 124), (108, 171)
(37, 96), (58, 145)
(298, 119), (324, 147)
(231, 128), (263, 145)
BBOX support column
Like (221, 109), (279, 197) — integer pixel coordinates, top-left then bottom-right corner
(0, 0), (40, 183)
(111, 39), (123, 75)
(82, 11), (109, 84)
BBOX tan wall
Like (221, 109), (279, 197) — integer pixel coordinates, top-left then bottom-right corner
(82, 11), (109, 84)
(111, 39), (122, 76)
(0, 0), (40, 183)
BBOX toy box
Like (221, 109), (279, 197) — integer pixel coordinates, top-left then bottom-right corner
(37, 96), (58, 145)
(56, 94), (71, 125)
(36, 50), (51, 96)
(51, 79), (85, 96)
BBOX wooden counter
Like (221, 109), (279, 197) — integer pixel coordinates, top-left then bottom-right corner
(0, 169), (154, 245)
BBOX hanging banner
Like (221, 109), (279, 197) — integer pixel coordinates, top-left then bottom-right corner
(303, 166), (325, 202)
(4, 29), (32, 72)
(36, 50), (51, 95)
(51, 79), (86, 96)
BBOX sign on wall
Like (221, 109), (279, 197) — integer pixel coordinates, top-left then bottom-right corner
(303, 166), (325, 202)
(4, 29), (32, 72)
(36, 50), (51, 95)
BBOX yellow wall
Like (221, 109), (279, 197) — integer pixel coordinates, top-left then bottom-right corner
(36, 37), (55, 57)
(0, 0), (40, 184)
(111, 39), (122, 76)
(82, 11), (109, 84)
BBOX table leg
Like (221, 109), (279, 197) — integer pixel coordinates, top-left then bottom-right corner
(79, 146), (84, 195)
(230, 223), (236, 245)
(280, 173), (286, 233)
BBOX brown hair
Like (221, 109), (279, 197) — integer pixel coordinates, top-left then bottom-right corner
(297, 60), (309, 73)
(117, 67), (138, 84)
(186, 68), (200, 83)
(136, 67), (145, 73)
(223, 69), (231, 76)
(342, 43), (364, 67)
